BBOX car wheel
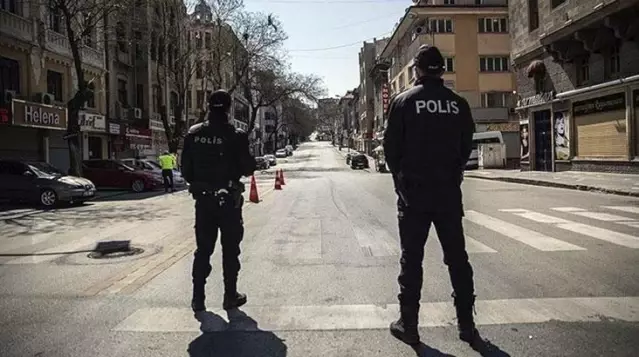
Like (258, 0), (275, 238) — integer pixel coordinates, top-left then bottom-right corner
(131, 179), (145, 193)
(40, 189), (58, 207)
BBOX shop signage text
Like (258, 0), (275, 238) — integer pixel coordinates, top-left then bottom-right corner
(516, 91), (555, 108)
(79, 112), (106, 132)
(382, 84), (390, 114)
(12, 100), (67, 130)
(108, 123), (121, 135)
(125, 127), (152, 138)
(573, 92), (626, 116)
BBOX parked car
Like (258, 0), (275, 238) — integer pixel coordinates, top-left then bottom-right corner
(0, 160), (96, 207)
(120, 158), (187, 187)
(82, 159), (162, 192)
(345, 151), (359, 164)
(275, 149), (288, 158)
(255, 156), (270, 170)
(350, 154), (369, 170)
(264, 154), (277, 166)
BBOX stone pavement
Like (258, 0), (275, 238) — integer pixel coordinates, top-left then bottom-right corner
(465, 169), (639, 197)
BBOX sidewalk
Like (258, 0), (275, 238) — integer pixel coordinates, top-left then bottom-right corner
(465, 169), (639, 197)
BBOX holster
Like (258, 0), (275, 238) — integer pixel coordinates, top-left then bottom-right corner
(190, 180), (244, 209)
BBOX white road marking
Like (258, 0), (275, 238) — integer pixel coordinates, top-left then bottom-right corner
(464, 210), (585, 251)
(465, 236), (498, 253)
(551, 207), (636, 222)
(506, 209), (639, 249)
(113, 296), (639, 332)
(603, 206), (639, 215)
(500, 209), (570, 224)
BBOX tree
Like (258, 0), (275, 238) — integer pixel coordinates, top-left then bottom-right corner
(244, 66), (324, 133)
(42, 0), (133, 176)
(151, 0), (198, 153)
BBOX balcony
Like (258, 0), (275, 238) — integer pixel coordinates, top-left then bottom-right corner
(46, 29), (71, 57)
(0, 10), (34, 43)
(82, 46), (105, 69)
(471, 107), (510, 123)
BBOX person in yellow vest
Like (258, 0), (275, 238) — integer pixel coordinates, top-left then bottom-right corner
(158, 151), (176, 192)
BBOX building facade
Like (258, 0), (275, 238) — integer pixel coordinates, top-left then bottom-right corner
(510, 0), (639, 173)
(357, 39), (386, 154)
(1, 1), (108, 172)
(379, 0), (517, 142)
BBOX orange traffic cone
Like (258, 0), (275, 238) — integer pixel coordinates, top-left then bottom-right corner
(279, 169), (286, 185)
(249, 175), (259, 203)
(274, 172), (282, 190)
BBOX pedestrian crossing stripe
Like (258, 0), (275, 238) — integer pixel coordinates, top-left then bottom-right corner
(112, 296), (639, 333)
(502, 208), (639, 249)
(603, 206), (639, 215)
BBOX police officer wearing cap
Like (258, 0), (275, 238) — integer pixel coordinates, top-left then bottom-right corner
(181, 90), (256, 313)
(383, 45), (481, 346)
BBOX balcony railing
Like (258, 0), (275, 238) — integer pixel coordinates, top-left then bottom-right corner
(46, 29), (71, 57)
(82, 46), (105, 69)
(1, 10), (34, 43)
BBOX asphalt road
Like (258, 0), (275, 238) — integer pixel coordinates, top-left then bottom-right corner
(1, 141), (638, 357)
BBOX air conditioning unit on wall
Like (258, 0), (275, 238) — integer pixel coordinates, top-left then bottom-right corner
(133, 107), (142, 119)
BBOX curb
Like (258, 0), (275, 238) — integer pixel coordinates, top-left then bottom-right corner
(465, 175), (639, 197)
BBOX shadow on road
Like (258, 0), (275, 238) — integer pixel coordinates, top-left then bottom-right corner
(188, 309), (287, 357)
(412, 342), (456, 356)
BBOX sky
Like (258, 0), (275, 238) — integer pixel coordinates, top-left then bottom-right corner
(243, 0), (409, 97)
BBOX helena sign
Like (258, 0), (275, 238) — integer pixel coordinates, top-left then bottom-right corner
(12, 100), (67, 130)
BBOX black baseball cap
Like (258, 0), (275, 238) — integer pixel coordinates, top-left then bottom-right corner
(208, 90), (232, 110)
(413, 44), (445, 73)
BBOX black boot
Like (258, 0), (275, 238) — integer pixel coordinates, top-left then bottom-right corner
(389, 306), (420, 345)
(452, 292), (481, 345)
(223, 291), (247, 310)
(191, 285), (206, 313)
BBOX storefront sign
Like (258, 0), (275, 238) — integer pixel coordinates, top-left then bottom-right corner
(125, 127), (152, 152)
(516, 91), (555, 108)
(520, 123), (530, 162)
(381, 84), (390, 115)
(573, 92), (626, 116)
(11, 100), (67, 130)
(108, 123), (121, 135)
(79, 111), (106, 132)
(553, 112), (570, 161)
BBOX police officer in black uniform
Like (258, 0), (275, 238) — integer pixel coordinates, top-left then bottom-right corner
(181, 90), (256, 313)
(383, 45), (480, 346)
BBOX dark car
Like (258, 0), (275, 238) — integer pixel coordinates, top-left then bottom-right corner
(350, 154), (369, 170)
(255, 157), (270, 170)
(345, 151), (359, 165)
(82, 159), (162, 192)
(0, 160), (96, 207)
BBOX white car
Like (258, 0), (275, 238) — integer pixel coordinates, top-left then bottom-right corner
(120, 158), (187, 187)
(275, 149), (288, 158)
(264, 154), (277, 166)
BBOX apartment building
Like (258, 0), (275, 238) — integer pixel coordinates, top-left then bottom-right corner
(380, 0), (516, 131)
(106, 0), (188, 160)
(187, 0), (250, 135)
(510, 0), (639, 173)
(357, 38), (388, 154)
(368, 39), (390, 151)
(337, 90), (360, 149)
(0, 1), (108, 172)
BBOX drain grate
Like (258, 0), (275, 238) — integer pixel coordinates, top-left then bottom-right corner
(88, 247), (144, 259)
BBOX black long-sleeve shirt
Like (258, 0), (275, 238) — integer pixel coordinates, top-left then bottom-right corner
(383, 76), (475, 212)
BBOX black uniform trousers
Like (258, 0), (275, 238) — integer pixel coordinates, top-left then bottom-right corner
(162, 169), (174, 192)
(192, 194), (244, 295)
(396, 198), (475, 311)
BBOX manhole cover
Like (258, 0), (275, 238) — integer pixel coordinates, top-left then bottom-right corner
(88, 247), (144, 259)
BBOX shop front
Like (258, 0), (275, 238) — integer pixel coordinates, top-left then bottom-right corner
(0, 99), (68, 170)
(124, 127), (153, 159)
(79, 111), (109, 160)
(107, 122), (123, 159)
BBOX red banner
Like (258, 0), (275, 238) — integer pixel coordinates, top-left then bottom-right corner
(382, 84), (390, 114)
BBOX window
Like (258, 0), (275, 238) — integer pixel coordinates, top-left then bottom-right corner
(196, 32), (202, 48)
(480, 56), (509, 72)
(479, 18), (508, 33)
(429, 19), (453, 33)
(444, 0), (455, 4)
(196, 90), (204, 109)
(117, 79), (128, 106)
(152, 85), (159, 112)
(1, 0), (20, 14)
(116, 22), (127, 53)
(46, 70), (63, 101)
(187, 91), (192, 110)
(170, 91), (178, 116)
(196, 61), (203, 78)
(576, 56), (590, 86)
(444, 57), (454, 72)
(551, 0), (566, 8)
(136, 84), (144, 108)
(481, 92), (512, 108)
(49, 5), (62, 33)
(528, 0), (539, 31)
(205, 32), (212, 49)
(0, 57), (20, 98)
(86, 89), (95, 108)
(134, 31), (143, 59)
(604, 45), (621, 80)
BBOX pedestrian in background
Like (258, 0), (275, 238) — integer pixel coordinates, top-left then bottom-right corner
(383, 44), (480, 347)
(158, 151), (175, 193)
(180, 90), (256, 313)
